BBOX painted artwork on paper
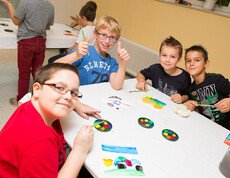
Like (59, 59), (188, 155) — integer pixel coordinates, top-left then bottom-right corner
(101, 144), (145, 176)
(105, 96), (132, 111)
(142, 95), (166, 109)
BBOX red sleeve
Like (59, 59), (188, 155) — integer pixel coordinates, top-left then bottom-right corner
(19, 138), (59, 178)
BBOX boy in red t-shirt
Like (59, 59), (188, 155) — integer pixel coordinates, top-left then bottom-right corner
(0, 63), (94, 177)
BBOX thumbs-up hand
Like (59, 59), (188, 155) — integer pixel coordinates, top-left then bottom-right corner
(76, 37), (90, 58)
(117, 41), (130, 63)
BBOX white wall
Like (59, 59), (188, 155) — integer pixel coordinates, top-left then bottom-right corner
(49, 0), (87, 24)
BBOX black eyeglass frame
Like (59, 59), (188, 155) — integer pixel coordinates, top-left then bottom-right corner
(95, 30), (118, 43)
(43, 83), (83, 99)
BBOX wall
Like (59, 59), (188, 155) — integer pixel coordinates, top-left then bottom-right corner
(94, 0), (230, 79)
(49, 0), (87, 25)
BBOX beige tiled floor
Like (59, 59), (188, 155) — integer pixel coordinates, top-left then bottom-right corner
(0, 49), (59, 130)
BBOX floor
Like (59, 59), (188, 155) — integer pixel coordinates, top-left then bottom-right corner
(0, 49), (59, 130)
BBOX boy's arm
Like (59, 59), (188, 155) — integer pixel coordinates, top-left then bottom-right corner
(171, 94), (189, 104)
(215, 96), (230, 113)
(58, 125), (94, 178)
(109, 62), (126, 90)
(186, 100), (198, 111)
(67, 43), (78, 53)
(109, 42), (130, 90)
(136, 72), (148, 91)
(55, 39), (90, 64)
(1, 0), (22, 25)
(74, 100), (101, 120)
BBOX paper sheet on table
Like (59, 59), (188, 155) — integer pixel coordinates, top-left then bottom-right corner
(101, 144), (145, 176)
(104, 96), (132, 111)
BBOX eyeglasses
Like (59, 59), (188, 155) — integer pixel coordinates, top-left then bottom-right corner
(96, 30), (118, 43)
(43, 83), (83, 100)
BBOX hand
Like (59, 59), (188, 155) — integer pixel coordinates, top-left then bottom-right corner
(171, 94), (182, 104)
(186, 100), (198, 111)
(136, 81), (148, 92)
(74, 100), (101, 120)
(215, 98), (230, 113)
(76, 38), (90, 59)
(70, 15), (81, 24)
(0, 0), (10, 6)
(73, 125), (94, 155)
(117, 42), (130, 63)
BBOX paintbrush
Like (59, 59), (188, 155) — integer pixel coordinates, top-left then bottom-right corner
(198, 104), (214, 107)
(129, 89), (149, 93)
(80, 26), (90, 57)
(91, 120), (104, 127)
(77, 120), (104, 133)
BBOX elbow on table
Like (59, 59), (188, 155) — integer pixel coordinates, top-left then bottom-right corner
(110, 83), (123, 91)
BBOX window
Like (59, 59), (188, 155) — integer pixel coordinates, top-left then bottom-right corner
(159, 0), (230, 17)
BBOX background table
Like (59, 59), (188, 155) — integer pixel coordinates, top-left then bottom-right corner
(0, 18), (78, 49)
(60, 78), (229, 178)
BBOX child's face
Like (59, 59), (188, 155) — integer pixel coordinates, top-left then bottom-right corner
(33, 70), (80, 122)
(94, 28), (118, 54)
(159, 45), (181, 71)
(185, 51), (208, 77)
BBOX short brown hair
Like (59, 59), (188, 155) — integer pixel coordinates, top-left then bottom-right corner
(34, 63), (79, 85)
(79, 4), (96, 22)
(185, 45), (208, 62)
(159, 36), (183, 59)
(95, 16), (121, 39)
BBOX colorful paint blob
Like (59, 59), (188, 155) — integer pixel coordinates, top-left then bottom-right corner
(64, 33), (75, 36)
(162, 129), (179, 141)
(142, 95), (166, 109)
(103, 158), (113, 167)
(0, 23), (8, 26)
(94, 119), (112, 132)
(138, 117), (154, 129)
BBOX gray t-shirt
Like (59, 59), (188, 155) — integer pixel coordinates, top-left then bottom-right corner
(14, 0), (54, 41)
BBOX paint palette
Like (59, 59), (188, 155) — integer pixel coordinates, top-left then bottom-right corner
(94, 119), (112, 132)
(162, 129), (179, 141)
(138, 117), (154, 129)
(0, 23), (8, 26)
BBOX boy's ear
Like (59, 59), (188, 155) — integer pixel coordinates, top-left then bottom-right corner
(94, 30), (98, 39)
(178, 56), (182, 63)
(32, 83), (42, 99)
(204, 60), (210, 69)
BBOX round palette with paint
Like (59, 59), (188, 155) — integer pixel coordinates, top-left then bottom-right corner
(162, 129), (179, 141)
(138, 117), (154, 128)
(94, 119), (112, 132)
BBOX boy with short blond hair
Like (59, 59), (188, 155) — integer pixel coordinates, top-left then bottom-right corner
(185, 45), (230, 130)
(56, 16), (130, 91)
(136, 36), (191, 104)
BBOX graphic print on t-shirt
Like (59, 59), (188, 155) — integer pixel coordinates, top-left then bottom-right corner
(157, 79), (177, 96)
(190, 84), (226, 123)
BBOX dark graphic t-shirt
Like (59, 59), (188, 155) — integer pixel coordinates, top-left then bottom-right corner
(188, 73), (230, 130)
(140, 63), (191, 96)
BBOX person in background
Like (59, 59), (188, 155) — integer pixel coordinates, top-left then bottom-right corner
(70, 1), (97, 28)
(0, 63), (94, 177)
(0, 0), (54, 106)
(55, 16), (130, 91)
(185, 45), (230, 130)
(136, 36), (191, 104)
(48, 3), (96, 63)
